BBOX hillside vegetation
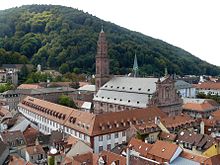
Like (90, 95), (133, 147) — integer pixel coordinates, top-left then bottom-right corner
(0, 5), (219, 76)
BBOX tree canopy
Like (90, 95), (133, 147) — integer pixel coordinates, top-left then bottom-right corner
(0, 5), (220, 76)
(58, 95), (78, 109)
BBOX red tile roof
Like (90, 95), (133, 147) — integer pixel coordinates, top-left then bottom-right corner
(23, 125), (39, 146)
(19, 96), (167, 136)
(196, 82), (220, 90)
(72, 152), (98, 165)
(180, 151), (208, 163)
(159, 132), (177, 141)
(99, 150), (126, 165)
(160, 114), (197, 129)
(148, 140), (180, 162)
(8, 155), (33, 165)
(0, 106), (12, 118)
(17, 84), (43, 89)
(204, 154), (220, 165)
(26, 145), (45, 155)
(128, 138), (153, 157)
(183, 102), (215, 112)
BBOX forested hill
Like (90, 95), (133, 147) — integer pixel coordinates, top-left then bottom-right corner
(0, 5), (219, 76)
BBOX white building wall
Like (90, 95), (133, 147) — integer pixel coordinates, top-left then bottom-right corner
(18, 106), (91, 145)
(19, 105), (127, 154)
(196, 89), (220, 95)
(178, 88), (196, 98)
(94, 131), (126, 153)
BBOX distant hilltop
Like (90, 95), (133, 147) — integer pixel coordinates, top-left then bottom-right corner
(0, 4), (219, 76)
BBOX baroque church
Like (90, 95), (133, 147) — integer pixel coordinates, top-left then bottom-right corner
(93, 29), (183, 116)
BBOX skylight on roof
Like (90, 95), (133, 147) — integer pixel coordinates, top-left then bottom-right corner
(162, 148), (166, 152)
(180, 131), (184, 136)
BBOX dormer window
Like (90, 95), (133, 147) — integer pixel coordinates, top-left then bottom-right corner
(130, 87), (132, 90)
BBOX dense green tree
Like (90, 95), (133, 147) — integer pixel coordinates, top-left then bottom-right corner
(58, 95), (78, 108)
(0, 83), (14, 93)
(18, 64), (30, 83)
(197, 92), (220, 103)
(59, 63), (69, 74)
(0, 5), (219, 76)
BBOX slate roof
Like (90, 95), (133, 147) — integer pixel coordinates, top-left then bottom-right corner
(0, 140), (9, 158)
(175, 80), (193, 89)
(94, 77), (159, 108)
(78, 85), (96, 92)
(176, 130), (215, 150)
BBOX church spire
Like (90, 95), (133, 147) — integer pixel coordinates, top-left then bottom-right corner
(101, 24), (104, 33)
(133, 53), (138, 77)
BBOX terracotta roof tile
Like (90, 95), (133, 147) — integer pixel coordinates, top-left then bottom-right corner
(72, 152), (98, 165)
(26, 145), (45, 155)
(180, 151), (208, 163)
(204, 154), (220, 165)
(0, 106), (12, 118)
(8, 155), (33, 165)
(19, 96), (167, 136)
(212, 109), (220, 118)
(17, 84), (43, 89)
(23, 125), (39, 146)
(159, 132), (177, 141)
(196, 82), (220, 90)
(160, 114), (196, 129)
(0, 130), (26, 145)
(99, 150), (126, 165)
(128, 138), (153, 156)
(183, 102), (215, 112)
(148, 140), (180, 162)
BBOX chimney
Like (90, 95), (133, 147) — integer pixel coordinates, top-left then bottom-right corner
(126, 147), (131, 165)
(200, 121), (204, 134)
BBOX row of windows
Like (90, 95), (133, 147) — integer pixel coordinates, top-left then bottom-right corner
(19, 107), (90, 143)
(98, 131), (126, 141)
(98, 141), (126, 153)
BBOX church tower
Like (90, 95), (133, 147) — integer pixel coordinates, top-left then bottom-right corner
(95, 27), (110, 92)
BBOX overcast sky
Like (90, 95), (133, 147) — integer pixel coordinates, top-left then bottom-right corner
(1, 0), (220, 66)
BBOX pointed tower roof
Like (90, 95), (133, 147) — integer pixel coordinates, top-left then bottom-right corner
(133, 53), (138, 77)
(101, 24), (104, 33)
